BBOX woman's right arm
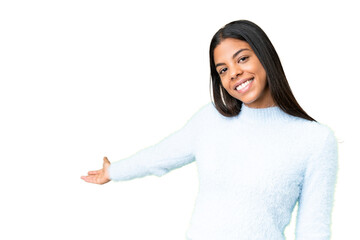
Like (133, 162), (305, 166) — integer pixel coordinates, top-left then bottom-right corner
(81, 103), (211, 184)
(108, 104), (210, 181)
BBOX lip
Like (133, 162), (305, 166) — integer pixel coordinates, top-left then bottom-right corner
(234, 77), (254, 90)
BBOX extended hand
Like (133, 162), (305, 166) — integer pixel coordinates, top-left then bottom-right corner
(81, 157), (111, 184)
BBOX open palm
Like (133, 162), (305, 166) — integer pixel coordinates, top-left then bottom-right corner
(81, 157), (111, 184)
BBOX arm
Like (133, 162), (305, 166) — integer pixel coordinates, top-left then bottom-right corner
(108, 104), (209, 181)
(295, 129), (339, 240)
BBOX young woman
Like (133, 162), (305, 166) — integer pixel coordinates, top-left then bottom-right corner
(81, 20), (338, 239)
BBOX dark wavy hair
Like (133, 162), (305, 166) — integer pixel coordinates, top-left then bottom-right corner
(209, 20), (315, 121)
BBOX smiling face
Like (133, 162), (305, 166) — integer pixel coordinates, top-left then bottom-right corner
(213, 38), (275, 108)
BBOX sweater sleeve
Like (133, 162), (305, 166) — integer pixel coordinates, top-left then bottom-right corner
(295, 128), (339, 240)
(108, 104), (209, 181)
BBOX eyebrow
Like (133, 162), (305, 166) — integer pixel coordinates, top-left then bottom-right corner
(215, 48), (250, 68)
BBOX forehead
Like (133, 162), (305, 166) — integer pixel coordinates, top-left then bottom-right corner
(214, 38), (252, 62)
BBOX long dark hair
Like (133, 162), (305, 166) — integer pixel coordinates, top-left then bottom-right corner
(209, 20), (315, 121)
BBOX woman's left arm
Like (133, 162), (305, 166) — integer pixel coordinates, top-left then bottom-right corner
(295, 129), (339, 240)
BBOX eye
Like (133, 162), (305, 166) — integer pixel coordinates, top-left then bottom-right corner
(219, 67), (227, 75)
(238, 56), (249, 63)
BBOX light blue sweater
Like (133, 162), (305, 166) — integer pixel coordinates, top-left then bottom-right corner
(109, 103), (338, 240)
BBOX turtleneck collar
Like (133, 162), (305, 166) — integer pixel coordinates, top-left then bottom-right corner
(237, 103), (293, 123)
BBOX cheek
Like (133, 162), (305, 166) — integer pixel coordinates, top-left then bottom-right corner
(220, 79), (235, 96)
(251, 63), (267, 83)
(220, 77), (229, 89)
(259, 68), (267, 83)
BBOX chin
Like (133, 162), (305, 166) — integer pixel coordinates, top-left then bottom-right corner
(239, 96), (258, 105)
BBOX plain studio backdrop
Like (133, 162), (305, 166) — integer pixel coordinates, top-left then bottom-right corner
(0, 0), (358, 239)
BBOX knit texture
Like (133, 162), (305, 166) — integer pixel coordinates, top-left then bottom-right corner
(109, 103), (338, 240)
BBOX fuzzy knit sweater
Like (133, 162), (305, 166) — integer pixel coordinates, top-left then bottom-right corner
(109, 103), (338, 240)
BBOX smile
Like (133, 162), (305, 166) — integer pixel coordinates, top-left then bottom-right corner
(235, 78), (254, 91)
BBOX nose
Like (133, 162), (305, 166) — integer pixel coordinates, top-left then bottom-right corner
(229, 65), (243, 81)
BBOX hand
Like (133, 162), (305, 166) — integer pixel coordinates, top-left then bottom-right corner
(81, 157), (111, 184)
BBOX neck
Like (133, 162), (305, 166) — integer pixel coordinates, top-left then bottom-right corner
(244, 102), (277, 109)
(237, 103), (292, 123)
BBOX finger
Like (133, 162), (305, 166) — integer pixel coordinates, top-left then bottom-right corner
(81, 176), (97, 184)
(103, 156), (110, 164)
(81, 176), (91, 182)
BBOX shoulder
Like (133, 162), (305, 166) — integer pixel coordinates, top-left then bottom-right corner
(190, 102), (222, 120)
(287, 116), (336, 141)
(300, 121), (339, 172)
(183, 102), (229, 132)
(307, 121), (336, 143)
(311, 122), (338, 154)
(182, 102), (216, 129)
(282, 115), (338, 155)
(199, 102), (218, 114)
(295, 118), (338, 156)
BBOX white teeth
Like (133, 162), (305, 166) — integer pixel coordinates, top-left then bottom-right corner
(236, 79), (253, 91)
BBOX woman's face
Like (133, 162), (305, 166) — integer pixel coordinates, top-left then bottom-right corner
(213, 38), (275, 108)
